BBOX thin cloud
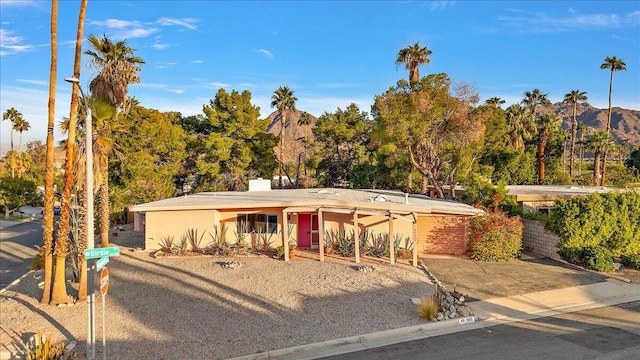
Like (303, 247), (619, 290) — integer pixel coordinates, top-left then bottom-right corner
(168, 89), (185, 94)
(89, 18), (159, 39)
(17, 79), (47, 86)
(156, 17), (200, 31)
(0, 28), (35, 56)
(154, 62), (177, 69)
(191, 60), (204, 64)
(430, 1), (456, 11)
(151, 43), (170, 50)
(498, 9), (640, 33)
(0, 0), (39, 7)
(257, 49), (274, 58)
(209, 82), (230, 88)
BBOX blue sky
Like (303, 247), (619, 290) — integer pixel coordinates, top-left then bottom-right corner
(1, 0), (639, 145)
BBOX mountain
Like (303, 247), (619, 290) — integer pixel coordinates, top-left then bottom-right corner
(266, 110), (318, 164)
(543, 102), (640, 146)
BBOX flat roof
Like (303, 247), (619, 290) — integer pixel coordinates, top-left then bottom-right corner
(505, 185), (615, 201)
(130, 188), (483, 216)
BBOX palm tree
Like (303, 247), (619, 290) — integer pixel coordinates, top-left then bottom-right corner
(505, 104), (532, 151)
(600, 56), (626, 186)
(577, 121), (588, 175)
(3, 107), (22, 178)
(85, 34), (145, 112)
(85, 34), (143, 247)
(43, 0), (61, 305)
(297, 112), (313, 177)
(522, 89), (551, 124)
(535, 113), (561, 184)
(563, 90), (588, 177)
(586, 131), (611, 185)
(13, 117), (30, 153)
(395, 42), (432, 87)
(485, 97), (506, 108)
(270, 86), (297, 188)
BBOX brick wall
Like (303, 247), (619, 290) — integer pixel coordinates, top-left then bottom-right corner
(417, 215), (468, 255)
(522, 219), (560, 258)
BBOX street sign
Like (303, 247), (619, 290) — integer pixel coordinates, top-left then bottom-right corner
(96, 256), (109, 272)
(100, 268), (109, 296)
(85, 246), (120, 259)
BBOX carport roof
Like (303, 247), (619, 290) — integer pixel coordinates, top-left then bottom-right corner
(129, 188), (483, 216)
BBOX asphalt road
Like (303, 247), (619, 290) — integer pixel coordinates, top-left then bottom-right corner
(322, 301), (640, 360)
(0, 219), (43, 288)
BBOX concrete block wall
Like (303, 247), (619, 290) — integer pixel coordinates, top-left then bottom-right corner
(522, 219), (560, 258)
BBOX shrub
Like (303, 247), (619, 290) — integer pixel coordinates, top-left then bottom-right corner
(185, 228), (205, 252)
(417, 299), (439, 321)
(158, 236), (175, 253)
(551, 191), (640, 257)
(30, 245), (45, 270)
(559, 246), (614, 272)
(621, 254), (640, 270)
(468, 208), (523, 262)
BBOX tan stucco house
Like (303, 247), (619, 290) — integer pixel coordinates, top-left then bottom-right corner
(129, 180), (483, 266)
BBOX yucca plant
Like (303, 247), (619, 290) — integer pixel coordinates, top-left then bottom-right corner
(208, 223), (229, 250)
(185, 228), (205, 253)
(158, 236), (175, 253)
(173, 236), (189, 255)
(369, 233), (389, 258)
(26, 333), (65, 360)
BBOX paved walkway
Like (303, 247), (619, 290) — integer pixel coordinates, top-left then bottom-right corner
(230, 279), (640, 359)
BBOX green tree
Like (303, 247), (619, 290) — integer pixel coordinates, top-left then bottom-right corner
(535, 113), (561, 184)
(484, 97), (506, 108)
(395, 42), (432, 88)
(600, 56), (626, 186)
(13, 116), (30, 154)
(563, 90), (587, 177)
(627, 147), (640, 174)
(577, 121), (588, 175)
(270, 86), (297, 188)
(195, 89), (275, 191)
(312, 104), (371, 187)
(0, 176), (38, 217)
(372, 74), (487, 198)
(111, 106), (187, 209)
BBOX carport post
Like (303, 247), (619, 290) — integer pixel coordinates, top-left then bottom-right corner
(283, 210), (289, 261)
(353, 211), (360, 263)
(389, 215), (395, 265)
(318, 210), (324, 262)
(412, 218), (418, 267)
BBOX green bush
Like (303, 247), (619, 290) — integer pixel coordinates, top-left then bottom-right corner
(551, 191), (640, 257)
(468, 208), (523, 262)
(621, 254), (640, 270)
(559, 247), (614, 272)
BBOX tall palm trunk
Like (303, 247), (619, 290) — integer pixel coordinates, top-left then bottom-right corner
(569, 103), (577, 177)
(42, 0), (58, 305)
(601, 69), (615, 186)
(279, 110), (286, 188)
(537, 131), (548, 184)
(57, 0), (88, 304)
(99, 176), (110, 247)
(593, 149), (601, 185)
(76, 183), (88, 301)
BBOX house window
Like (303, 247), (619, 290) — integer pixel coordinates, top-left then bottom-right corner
(237, 214), (278, 234)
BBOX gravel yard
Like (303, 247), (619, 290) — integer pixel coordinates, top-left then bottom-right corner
(0, 227), (433, 359)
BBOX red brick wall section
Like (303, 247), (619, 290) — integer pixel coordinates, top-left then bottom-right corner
(417, 215), (468, 255)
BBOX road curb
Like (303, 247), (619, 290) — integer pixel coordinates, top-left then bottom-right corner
(229, 316), (478, 360)
(0, 269), (35, 294)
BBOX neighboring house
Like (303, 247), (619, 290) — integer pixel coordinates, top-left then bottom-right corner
(129, 179), (483, 266)
(505, 185), (614, 213)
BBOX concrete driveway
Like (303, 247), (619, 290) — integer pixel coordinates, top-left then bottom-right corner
(422, 254), (609, 301)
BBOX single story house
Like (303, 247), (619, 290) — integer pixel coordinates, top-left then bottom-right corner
(505, 185), (614, 213)
(129, 179), (483, 266)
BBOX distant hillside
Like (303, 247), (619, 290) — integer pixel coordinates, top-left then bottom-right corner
(266, 110), (318, 164)
(543, 102), (640, 146)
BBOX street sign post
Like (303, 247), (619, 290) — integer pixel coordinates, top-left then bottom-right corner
(85, 247), (120, 259)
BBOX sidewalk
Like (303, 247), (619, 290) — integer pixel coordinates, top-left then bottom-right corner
(230, 279), (640, 360)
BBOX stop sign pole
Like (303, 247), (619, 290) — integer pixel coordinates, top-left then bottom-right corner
(100, 268), (109, 360)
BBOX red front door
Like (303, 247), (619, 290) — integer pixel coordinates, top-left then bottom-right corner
(298, 214), (311, 248)
(297, 214), (319, 248)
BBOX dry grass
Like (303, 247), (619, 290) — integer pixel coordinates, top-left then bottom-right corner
(417, 298), (439, 320)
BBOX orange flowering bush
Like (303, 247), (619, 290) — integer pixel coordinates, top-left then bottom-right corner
(468, 208), (523, 261)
